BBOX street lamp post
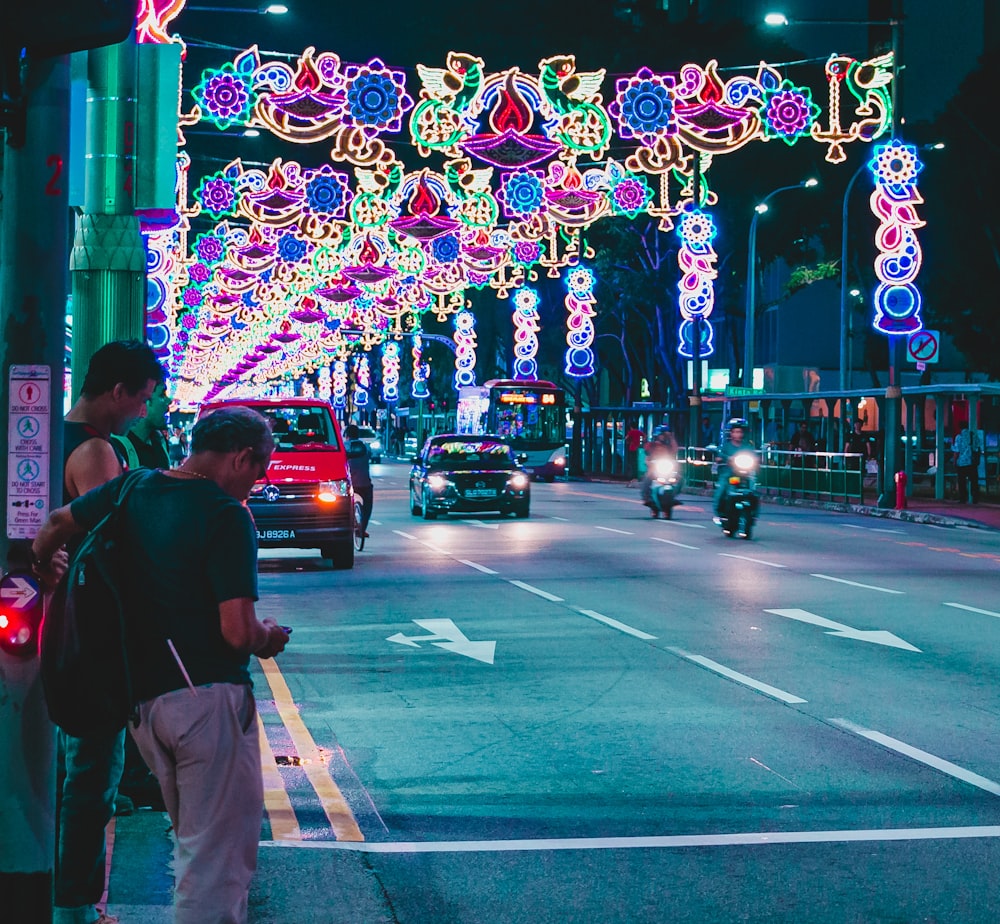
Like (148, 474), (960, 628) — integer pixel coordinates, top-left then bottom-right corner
(744, 179), (817, 389)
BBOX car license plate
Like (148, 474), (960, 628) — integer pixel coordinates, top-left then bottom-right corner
(464, 488), (496, 498)
(258, 529), (294, 540)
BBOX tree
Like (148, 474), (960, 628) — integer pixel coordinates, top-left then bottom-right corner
(920, 45), (1000, 380)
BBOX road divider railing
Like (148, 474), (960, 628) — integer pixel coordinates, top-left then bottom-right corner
(679, 447), (864, 504)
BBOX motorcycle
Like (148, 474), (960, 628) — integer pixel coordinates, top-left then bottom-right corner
(717, 451), (759, 539)
(646, 456), (683, 519)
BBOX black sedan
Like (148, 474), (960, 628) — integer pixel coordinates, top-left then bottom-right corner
(409, 434), (530, 519)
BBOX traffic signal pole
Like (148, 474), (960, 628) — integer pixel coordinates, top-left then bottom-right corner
(0, 53), (72, 921)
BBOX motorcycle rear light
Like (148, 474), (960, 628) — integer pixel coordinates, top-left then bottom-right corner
(729, 476), (741, 484)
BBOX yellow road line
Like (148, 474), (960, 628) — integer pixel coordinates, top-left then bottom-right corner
(258, 657), (364, 841)
(256, 713), (301, 841)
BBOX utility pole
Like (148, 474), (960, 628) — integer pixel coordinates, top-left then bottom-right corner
(0, 52), (71, 922)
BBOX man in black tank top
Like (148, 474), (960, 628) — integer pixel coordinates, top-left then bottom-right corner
(53, 340), (165, 924)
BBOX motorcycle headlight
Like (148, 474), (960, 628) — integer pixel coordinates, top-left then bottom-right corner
(317, 480), (350, 502)
(652, 458), (676, 477)
(732, 452), (756, 472)
(427, 474), (449, 491)
(508, 473), (529, 490)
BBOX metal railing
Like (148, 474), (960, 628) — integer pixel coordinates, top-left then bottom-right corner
(678, 447), (864, 503)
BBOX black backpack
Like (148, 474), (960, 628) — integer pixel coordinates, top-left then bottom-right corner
(41, 469), (148, 738)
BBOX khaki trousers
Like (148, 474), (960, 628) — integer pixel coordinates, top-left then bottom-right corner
(131, 683), (262, 924)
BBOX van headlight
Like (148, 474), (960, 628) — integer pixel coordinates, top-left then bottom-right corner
(508, 473), (529, 490)
(317, 480), (350, 502)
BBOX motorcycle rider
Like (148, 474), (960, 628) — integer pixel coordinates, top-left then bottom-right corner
(641, 423), (679, 516)
(713, 418), (754, 524)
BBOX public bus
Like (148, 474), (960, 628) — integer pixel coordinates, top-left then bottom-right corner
(456, 379), (567, 480)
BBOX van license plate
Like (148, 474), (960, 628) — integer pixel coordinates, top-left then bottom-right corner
(258, 529), (294, 540)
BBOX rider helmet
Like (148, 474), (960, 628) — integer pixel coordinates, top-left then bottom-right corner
(653, 424), (672, 436)
(727, 417), (748, 431)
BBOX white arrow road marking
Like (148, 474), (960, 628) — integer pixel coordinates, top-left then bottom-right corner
(651, 537), (700, 550)
(943, 602), (1000, 619)
(509, 580), (563, 602)
(830, 719), (1000, 797)
(811, 573), (904, 595)
(386, 618), (496, 664)
(459, 560), (499, 575)
(764, 608), (920, 652)
(0, 576), (38, 608)
(667, 648), (806, 704)
(577, 609), (657, 640)
(595, 526), (632, 535)
(461, 519), (500, 529)
(718, 553), (786, 568)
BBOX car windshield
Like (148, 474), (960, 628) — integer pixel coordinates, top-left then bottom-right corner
(358, 428), (378, 440)
(426, 439), (514, 467)
(258, 407), (340, 450)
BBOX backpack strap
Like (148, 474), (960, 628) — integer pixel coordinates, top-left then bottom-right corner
(110, 434), (141, 472)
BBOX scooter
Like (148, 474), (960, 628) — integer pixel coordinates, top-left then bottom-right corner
(647, 456), (683, 519)
(717, 451), (759, 539)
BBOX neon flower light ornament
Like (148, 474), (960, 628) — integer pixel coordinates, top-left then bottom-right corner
(381, 341), (400, 403)
(675, 208), (717, 358)
(453, 309), (478, 388)
(868, 140), (925, 335)
(511, 287), (541, 380)
(564, 266), (597, 377)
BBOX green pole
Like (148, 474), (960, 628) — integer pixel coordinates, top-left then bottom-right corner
(69, 36), (145, 396)
(0, 52), (72, 921)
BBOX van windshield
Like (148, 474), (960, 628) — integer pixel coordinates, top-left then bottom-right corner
(258, 407), (340, 451)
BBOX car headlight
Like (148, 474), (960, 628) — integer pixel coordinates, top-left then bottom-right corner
(427, 474), (449, 491)
(371, 439), (382, 451)
(317, 480), (350, 502)
(508, 473), (529, 490)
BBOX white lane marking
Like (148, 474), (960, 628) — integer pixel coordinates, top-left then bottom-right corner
(595, 526), (633, 535)
(461, 519), (500, 530)
(550, 516), (570, 521)
(718, 553), (786, 569)
(667, 648), (806, 705)
(652, 537), (700, 551)
(830, 719), (1000, 797)
(943, 602), (1000, 619)
(369, 518), (382, 526)
(577, 609), (657, 640)
(764, 608), (920, 652)
(659, 520), (707, 529)
(842, 524), (905, 535)
(811, 573), (904, 595)
(391, 529), (448, 555)
(509, 580), (564, 602)
(262, 825), (1000, 853)
(459, 560), (499, 575)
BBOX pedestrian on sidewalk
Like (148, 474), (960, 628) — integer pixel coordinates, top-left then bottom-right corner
(34, 406), (289, 924)
(52, 339), (166, 924)
(953, 425), (982, 503)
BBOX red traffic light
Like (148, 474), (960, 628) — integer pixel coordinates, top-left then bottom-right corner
(0, 609), (38, 657)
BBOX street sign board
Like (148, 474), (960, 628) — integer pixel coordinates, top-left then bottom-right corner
(906, 329), (940, 364)
(7, 366), (51, 539)
(724, 386), (765, 397)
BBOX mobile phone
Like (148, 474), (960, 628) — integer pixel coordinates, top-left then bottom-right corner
(280, 625), (292, 634)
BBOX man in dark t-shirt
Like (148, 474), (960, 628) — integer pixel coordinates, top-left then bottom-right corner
(34, 407), (289, 924)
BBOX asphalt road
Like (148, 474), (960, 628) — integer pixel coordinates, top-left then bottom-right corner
(114, 463), (1000, 923)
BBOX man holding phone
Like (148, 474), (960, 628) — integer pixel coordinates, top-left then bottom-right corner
(34, 406), (289, 924)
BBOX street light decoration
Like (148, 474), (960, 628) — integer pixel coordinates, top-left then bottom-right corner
(675, 208), (717, 358)
(868, 140), (925, 336)
(511, 288), (541, 380)
(453, 310), (478, 388)
(380, 341), (400, 403)
(564, 267), (597, 378)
